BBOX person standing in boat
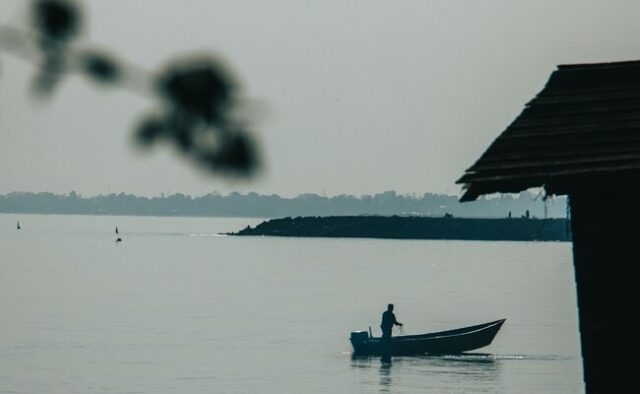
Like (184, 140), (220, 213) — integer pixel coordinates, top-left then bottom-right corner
(380, 304), (403, 341)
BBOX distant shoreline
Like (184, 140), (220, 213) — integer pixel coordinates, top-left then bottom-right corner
(230, 216), (571, 242)
(0, 191), (568, 219)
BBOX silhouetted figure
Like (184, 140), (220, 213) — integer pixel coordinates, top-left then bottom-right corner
(380, 304), (402, 341)
(115, 226), (118, 234)
(17, 221), (20, 230)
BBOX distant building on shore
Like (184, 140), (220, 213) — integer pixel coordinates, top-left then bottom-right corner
(458, 60), (640, 393)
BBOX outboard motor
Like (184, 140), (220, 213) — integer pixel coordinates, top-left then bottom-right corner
(350, 331), (369, 354)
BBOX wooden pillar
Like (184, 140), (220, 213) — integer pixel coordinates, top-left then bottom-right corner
(569, 191), (636, 392)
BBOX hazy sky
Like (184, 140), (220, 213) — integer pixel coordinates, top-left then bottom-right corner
(2, 0), (640, 197)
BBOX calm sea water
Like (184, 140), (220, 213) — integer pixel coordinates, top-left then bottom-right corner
(0, 214), (583, 393)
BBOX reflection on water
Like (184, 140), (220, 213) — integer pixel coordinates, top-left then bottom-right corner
(352, 353), (501, 393)
(379, 361), (392, 392)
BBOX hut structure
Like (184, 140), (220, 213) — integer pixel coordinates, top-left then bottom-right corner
(457, 60), (640, 392)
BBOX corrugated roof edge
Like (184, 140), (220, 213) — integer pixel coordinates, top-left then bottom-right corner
(457, 59), (640, 202)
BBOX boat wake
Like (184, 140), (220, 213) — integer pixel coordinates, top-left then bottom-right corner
(395, 353), (573, 362)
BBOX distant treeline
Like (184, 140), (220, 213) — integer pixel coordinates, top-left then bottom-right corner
(232, 216), (571, 242)
(0, 190), (567, 219)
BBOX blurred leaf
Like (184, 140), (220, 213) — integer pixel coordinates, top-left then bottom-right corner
(81, 50), (120, 83)
(32, 53), (64, 95)
(208, 133), (257, 175)
(33, 0), (80, 43)
(158, 57), (235, 123)
(2, 3), (262, 179)
(166, 113), (196, 152)
(135, 116), (167, 147)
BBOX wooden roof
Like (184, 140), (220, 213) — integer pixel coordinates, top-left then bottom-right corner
(457, 60), (640, 201)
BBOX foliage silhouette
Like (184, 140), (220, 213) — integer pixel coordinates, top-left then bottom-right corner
(33, 0), (79, 42)
(0, 0), (259, 177)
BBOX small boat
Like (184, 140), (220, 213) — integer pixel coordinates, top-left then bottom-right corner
(350, 319), (505, 356)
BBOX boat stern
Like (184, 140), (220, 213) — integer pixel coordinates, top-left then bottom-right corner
(350, 331), (370, 354)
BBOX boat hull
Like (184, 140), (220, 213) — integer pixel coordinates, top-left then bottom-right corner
(350, 319), (505, 356)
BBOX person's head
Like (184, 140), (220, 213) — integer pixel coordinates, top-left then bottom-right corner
(387, 304), (394, 311)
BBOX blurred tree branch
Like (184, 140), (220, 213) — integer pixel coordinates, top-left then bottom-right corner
(0, 0), (260, 177)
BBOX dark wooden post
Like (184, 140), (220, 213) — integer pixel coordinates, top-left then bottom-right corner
(569, 191), (636, 392)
